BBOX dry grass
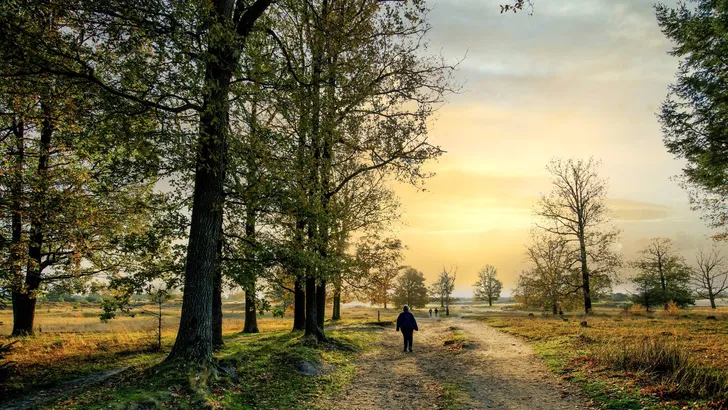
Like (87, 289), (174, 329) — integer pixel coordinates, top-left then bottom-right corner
(0, 302), (422, 401)
(475, 305), (728, 408)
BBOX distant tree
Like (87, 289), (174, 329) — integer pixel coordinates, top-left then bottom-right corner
(393, 268), (429, 309)
(630, 238), (694, 309)
(473, 265), (503, 306)
(656, 1), (728, 240)
(535, 158), (622, 314)
(437, 267), (457, 316)
(692, 247), (728, 309)
(611, 293), (629, 302)
(356, 237), (404, 309)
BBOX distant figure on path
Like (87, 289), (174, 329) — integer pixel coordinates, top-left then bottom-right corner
(434, 308), (438, 317)
(429, 308), (433, 317)
(396, 305), (419, 352)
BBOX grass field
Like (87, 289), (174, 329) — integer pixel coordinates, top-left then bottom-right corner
(0, 302), (412, 407)
(1, 302), (727, 409)
(465, 305), (728, 410)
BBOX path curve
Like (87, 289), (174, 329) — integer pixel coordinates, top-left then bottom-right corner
(323, 317), (592, 410)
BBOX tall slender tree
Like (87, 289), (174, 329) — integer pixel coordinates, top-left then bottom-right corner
(535, 158), (621, 313)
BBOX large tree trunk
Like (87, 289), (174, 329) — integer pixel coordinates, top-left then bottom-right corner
(293, 275), (306, 330)
(331, 287), (341, 321)
(13, 106), (51, 336)
(167, 22), (232, 363)
(242, 289), (259, 333)
(579, 234), (592, 314)
(304, 276), (324, 340)
(166, 0), (272, 365)
(316, 280), (326, 328)
(9, 119), (26, 336)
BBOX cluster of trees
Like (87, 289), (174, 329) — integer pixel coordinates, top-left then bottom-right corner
(631, 238), (727, 311)
(0, 0), (457, 366)
(513, 157), (727, 313)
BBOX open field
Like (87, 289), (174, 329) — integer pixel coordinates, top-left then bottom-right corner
(2, 303), (728, 409)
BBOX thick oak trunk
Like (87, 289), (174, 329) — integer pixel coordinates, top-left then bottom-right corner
(304, 276), (324, 340)
(316, 280), (326, 328)
(168, 40), (231, 364)
(331, 285), (341, 321)
(9, 120), (25, 336)
(166, 0), (272, 365)
(242, 290), (259, 333)
(293, 276), (306, 330)
(13, 107), (51, 336)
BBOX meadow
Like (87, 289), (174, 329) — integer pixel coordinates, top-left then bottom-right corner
(1, 302), (727, 409)
(470, 305), (728, 409)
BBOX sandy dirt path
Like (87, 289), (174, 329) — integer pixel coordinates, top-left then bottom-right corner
(323, 316), (592, 410)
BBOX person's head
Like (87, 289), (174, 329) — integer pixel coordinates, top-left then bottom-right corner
(403, 305), (409, 312)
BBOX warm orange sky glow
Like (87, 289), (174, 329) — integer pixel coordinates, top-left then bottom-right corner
(391, 0), (719, 296)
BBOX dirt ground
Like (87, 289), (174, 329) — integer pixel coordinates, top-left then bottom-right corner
(323, 316), (592, 410)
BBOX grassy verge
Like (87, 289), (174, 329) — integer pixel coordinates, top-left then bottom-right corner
(439, 382), (471, 410)
(481, 311), (728, 410)
(42, 328), (377, 409)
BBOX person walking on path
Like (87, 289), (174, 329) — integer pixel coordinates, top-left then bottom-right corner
(434, 308), (438, 317)
(429, 308), (433, 317)
(396, 305), (419, 352)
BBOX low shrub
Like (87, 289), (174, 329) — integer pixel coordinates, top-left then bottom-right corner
(628, 304), (646, 316)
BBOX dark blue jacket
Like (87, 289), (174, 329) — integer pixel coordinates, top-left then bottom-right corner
(396, 311), (418, 332)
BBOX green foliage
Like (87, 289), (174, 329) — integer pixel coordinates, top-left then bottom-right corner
(630, 238), (695, 310)
(657, 1), (728, 239)
(272, 306), (286, 318)
(392, 267), (429, 309)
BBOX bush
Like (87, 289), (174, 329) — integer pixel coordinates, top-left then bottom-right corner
(664, 300), (680, 317)
(272, 306), (285, 318)
(594, 337), (728, 399)
(628, 304), (646, 316)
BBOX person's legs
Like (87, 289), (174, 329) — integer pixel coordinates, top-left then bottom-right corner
(402, 330), (408, 352)
(403, 329), (413, 352)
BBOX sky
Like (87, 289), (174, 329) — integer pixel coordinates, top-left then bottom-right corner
(390, 0), (721, 297)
